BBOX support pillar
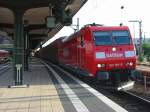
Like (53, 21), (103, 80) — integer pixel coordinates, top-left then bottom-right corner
(24, 20), (29, 71)
(139, 21), (143, 55)
(13, 10), (24, 85)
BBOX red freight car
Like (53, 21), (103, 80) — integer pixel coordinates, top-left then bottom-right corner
(37, 24), (136, 90)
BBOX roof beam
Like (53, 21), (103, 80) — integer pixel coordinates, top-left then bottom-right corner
(9, 33), (46, 39)
(0, 23), (48, 30)
(28, 24), (47, 30)
(29, 34), (47, 39)
(0, 23), (13, 28)
(0, 0), (51, 9)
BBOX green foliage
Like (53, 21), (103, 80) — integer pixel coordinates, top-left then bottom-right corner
(142, 43), (150, 63)
(138, 55), (144, 62)
(147, 56), (150, 63)
(142, 43), (150, 56)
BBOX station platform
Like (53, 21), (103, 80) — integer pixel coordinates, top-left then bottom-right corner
(0, 58), (127, 112)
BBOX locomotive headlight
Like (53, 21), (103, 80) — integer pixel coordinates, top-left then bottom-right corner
(129, 62), (133, 66)
(112, 47), (116, 52)
(97, 64), (105, 68)
(97, 64), (101, 68)
(126, 62), (133, 66)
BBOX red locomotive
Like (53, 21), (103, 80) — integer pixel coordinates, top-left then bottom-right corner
(0, 50), (9, 64)
(37, 24), (136, 90)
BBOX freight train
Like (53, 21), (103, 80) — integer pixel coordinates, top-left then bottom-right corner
(36, 24), (136, 90)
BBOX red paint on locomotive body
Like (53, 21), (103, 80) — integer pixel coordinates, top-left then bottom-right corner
(57, 25), (136, 78)
(36, 24), (136, 85)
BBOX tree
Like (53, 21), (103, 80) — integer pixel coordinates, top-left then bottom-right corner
(142, 43), (150, 63)
(143, 43), (150, 55)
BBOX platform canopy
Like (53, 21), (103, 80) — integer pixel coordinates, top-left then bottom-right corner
(0, 0), (87, 49)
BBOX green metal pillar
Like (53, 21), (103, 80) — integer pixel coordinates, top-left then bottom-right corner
(13, 9), (24, 85)
(24, 22), (29, 71)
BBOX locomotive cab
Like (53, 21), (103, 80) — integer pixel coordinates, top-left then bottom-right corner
(89, 26), (136, 87)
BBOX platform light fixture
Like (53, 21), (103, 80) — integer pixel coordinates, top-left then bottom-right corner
(46, 4), (56, 29)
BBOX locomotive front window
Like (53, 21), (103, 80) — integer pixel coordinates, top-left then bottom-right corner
(93, 30), (131, 45)
(93, 32), (112, 45)
(112, 31), (131, 44)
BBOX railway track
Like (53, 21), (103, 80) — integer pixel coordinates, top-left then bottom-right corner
(138, 63), (150, 67)
(86, 80), (150, 112)
(136, 65), (150, 71)
(95, 88), (150, 112)
(47, 62), (150, 112)
(124, 91), (150, 105)
(83, 79), (150, 112)
(136, 64), (150, 75)
(0, 62), (11, 76)
(134, 65), (150, 87)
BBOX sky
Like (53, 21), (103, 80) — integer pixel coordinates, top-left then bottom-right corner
(43, 0), (150, 47)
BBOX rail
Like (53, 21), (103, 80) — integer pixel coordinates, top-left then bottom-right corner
(0, 62), (11, 76)
(124, 91), (150, 105)
(136, 65), (150, 92)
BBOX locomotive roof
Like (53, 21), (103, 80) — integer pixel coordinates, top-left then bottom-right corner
(61, 36), (70, 43)
(84, 25), (129, 31)
(61, 31), (80, 43)
(60, 25), (129, 43)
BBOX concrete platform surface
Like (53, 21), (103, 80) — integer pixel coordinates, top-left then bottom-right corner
(0, 58), (127, 112)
